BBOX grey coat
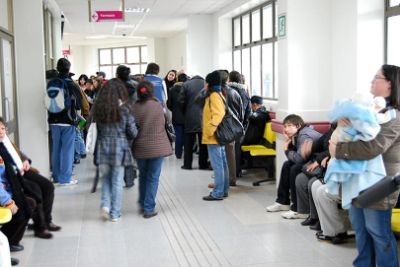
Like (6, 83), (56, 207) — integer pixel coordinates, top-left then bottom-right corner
(336, 109), (400, 210)
(95, 105), (137, 166)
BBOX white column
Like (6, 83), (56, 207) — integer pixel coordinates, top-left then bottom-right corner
(13, 0), (50, 175)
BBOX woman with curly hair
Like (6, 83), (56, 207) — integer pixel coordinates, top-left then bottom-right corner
(93, 78), (137, 222)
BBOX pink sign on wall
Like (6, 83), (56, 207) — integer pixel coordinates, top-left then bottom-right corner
(92, 11), (124, 22)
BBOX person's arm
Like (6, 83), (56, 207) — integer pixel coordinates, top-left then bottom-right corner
(204, 93), (225, 137)
(285, 132), (314, 164)
(125, 108), (138, 141)
(0, 186), (12, 207)
(334, 116), (400, 160)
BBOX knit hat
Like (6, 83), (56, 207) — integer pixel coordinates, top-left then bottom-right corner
(116, 65), (131, 81)
(206, 70), (222, 92)
(250, 95), (263, 105)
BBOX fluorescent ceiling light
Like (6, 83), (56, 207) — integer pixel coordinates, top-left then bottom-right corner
(86, 35), (108, 39)
(125, 7), (149, 13)
(85, 35), (146, 40)
(115, 24), (136, 29)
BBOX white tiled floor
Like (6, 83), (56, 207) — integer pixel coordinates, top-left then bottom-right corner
(13, 155), (358, 266)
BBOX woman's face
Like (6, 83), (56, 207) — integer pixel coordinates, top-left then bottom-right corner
(370, 69), (391, 98)
(93, 80), (99, 88)
(283, 123), (299, 138)
(167, 71), (176, 81)
(79, 78), (86, 86)
(0, 123), (6, 141)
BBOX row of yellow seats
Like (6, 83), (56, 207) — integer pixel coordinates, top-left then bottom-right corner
(241, 122), (276, 156)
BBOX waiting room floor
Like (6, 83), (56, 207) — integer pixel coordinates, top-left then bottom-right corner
(13, 155), (357, 266)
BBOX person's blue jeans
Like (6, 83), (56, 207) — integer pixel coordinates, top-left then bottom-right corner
(74, 127), (86, 161)
(173, 123), (184, 159)
(349, 206), (399, 267)
(207, 144), (229, 198)
(50, 125), (75, 184)
(100, 164), (125, 219)
(137, 157), (164, 215)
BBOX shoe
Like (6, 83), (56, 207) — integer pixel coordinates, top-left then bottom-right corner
(266, 202), (290, 212)
(80, 154), (87, 159)
(11, 258), (19, 266)
(143, 211), (158, 219)
(208, 183), (214, 189)
(181, 165), (192, 170)
(27, 223), (34, 231)
(124, 183), (134, 188)
(10, 244), (24, 252)
(223, 192), (229, 198)
(301, 217), (318, 226)
(110, 217), (120, 222)
(229, 182), (237, 186)
(58, 180), (78, 186)
(34, 229), (53, 239)
(331, 232), (355, 244)
(281, 210), (309, 219)
(101, 207), (110, 220)
(316, 232), (333, 242)
(73, 159), (80, 164)
(310, 221), (322, 231)
(47, 222), (61, 232)
(202, 194), (223, 201)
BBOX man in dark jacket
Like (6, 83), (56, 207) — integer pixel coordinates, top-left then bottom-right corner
(167, 73), (188, 159)
(48, 58), (82, 185)
(242, 95), (270, 145)
(180, 75), (208, 169)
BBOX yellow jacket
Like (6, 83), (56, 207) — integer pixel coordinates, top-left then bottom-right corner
(202, 92), (226, 144)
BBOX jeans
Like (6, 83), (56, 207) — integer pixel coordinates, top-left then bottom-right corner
(349, 206), (399, 267)
(50, 125), (75, 184)
(74, 127), (86, 161)
(207, 144), (229, 198)
(100, 165), (125, 219)
(137, 157), (164, 215)
(173, 123), (184, 159)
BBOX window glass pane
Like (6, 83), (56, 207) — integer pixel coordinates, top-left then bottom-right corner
(274, 44), (278, 99)
(233, 50), (241, 73)
(99, 49), (111, 65)
(387, 15), (400, 66)
(0, 0), (10, 31)
(112, 48), (125, 64)
(390, 0), (400, 7)
(234, 18), (241, 46)
(99, 66), (112, 80)
(141, 46), (148, 63)
(141, 64), (147, 74)
(252, 10), (261, 42)
(130, 65), (141, 75)
(242, 48), (250, 94)
(263, 5), (273, 39)
(242, 14), (250, 44)
(251, 46), (261, 96)
(127, 47), (140, 63)
(262, 43), (273, 98)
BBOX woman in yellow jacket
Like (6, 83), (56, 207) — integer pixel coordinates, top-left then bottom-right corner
(202, 71), (229, 201)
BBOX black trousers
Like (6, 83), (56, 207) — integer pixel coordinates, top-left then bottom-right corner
(1, 197), (35, 245)
(23, 170), (55, 231)
(276, 161), (303, 211)
(183, 132), (208, 169)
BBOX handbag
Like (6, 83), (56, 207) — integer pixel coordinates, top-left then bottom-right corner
(86, 122), (97, 154)
(214, 93), (244, 145)
(163, 109), (176, 143)
(302, 161), (323, 178)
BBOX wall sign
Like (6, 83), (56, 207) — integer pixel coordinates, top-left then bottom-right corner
(278, 14), (286, 38)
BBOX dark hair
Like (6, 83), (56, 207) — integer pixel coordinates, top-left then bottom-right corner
(78, 74), (88, 84)
(93, 78), (128, 123)
(145, 63), (160, 75)
(46, 69), (59, 80)
(177, 73), (188, 83)
(0, 117), (6, 127)
(164, 70), (177, 90)
(56, 58), (71, 74)
(136, 80), (155, 102)
(229, 71), (242, 83)
(116, 65), (131, 81)
(382, 64), (400, 110)
(283, 114), (306, 130)
(218, 70), (229, 85)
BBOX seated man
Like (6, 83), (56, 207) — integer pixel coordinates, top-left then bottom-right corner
(242, 95), (270, 145)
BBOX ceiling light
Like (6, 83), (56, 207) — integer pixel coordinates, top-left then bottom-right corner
(125, 7), (149, 13)
(85, 35), (108, 40)
(115, 24), (136, 29)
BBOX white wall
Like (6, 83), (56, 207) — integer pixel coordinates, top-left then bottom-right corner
(165, 32), (187, 73)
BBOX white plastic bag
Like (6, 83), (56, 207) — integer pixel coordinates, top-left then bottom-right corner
(86, 122), (97, 154)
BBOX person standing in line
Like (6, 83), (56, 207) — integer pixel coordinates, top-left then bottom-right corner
(93, 79), (137, 222)
(164, 69), (177, 94)
(131, 81), (172, 218)
(201, 71), (229, 201)
(329, 65), (400, 267)
(143, 63), (167, 105)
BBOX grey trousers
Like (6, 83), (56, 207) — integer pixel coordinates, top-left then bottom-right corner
(295, 173), (318, 218)
(312, 180), (351, 236)
(225, 141), (236, 184)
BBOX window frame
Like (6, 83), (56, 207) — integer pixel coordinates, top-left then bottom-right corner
(232, 0), (277, 100)
(98, 45), (148, 77)
(384, 0), (400, 63)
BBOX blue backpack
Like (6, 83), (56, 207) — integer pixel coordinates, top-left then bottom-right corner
(45, 78), (73, 113)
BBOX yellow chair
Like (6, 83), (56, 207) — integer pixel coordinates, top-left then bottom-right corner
(241, 122), (276, 186)
(392, 208), (400, 233)
(0, 207), (12, 224)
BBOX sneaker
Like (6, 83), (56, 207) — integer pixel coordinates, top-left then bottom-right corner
(266, 202), (290, 212)
(110, 217), (120, 222)
(101, 207), (110, 220)
(58, 180), (78, 186)
(281, 210), (309, 219)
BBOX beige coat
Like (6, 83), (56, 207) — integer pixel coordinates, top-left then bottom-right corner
(336, 110), (400, 210)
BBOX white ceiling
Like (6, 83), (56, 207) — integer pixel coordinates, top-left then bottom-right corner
(57, 0), (239, 45)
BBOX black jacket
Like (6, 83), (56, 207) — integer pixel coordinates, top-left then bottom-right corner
(47, 73), (83, 125)
(223, 85), (243, 123)
(167, 82), (185, 124)
(228, 82), (251, 128)
(242, 106), (270, 145)
(180, 76), (205, 133)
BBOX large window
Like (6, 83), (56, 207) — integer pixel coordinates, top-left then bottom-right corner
(385, 1), (400, 65)
(232, 1), (277, 99)
(98, 46), (148, 78)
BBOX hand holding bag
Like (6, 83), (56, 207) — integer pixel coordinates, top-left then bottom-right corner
(163, 108), (176, 143)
